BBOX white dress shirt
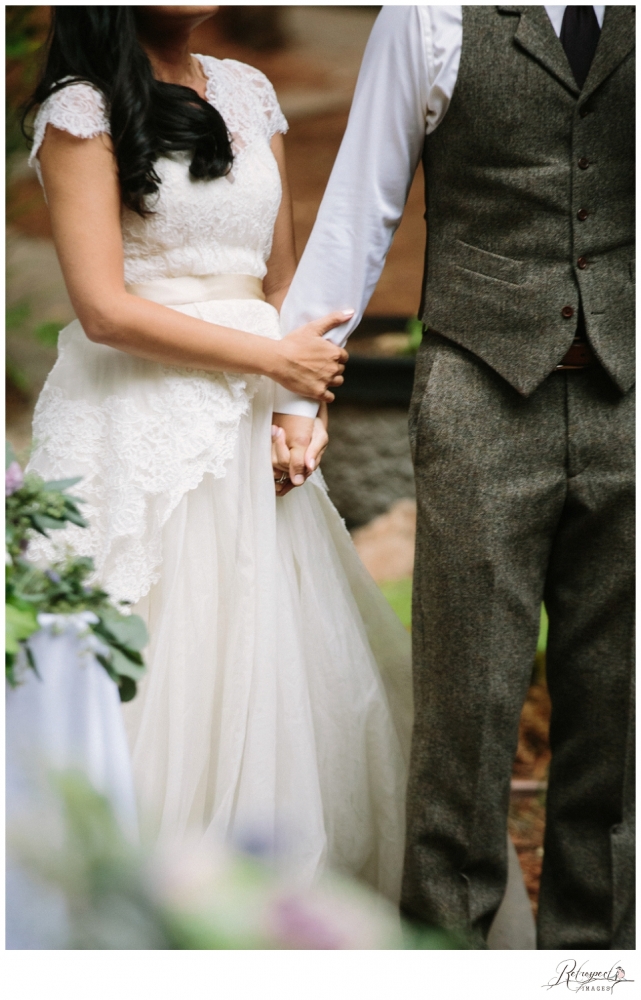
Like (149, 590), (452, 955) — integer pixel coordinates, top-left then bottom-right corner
(276, 5), (606, 417)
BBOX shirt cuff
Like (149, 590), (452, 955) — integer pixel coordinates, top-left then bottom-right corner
(272, 385), (320, 419)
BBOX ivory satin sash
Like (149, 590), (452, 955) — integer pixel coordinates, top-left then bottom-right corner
(126, 273), (266, 306)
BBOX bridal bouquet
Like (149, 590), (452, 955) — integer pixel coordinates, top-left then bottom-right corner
(5, 444), (147, 701)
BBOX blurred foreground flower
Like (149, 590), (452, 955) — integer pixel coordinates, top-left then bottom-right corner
(8, 772), (461, 950)
(6, 460), (24, 496)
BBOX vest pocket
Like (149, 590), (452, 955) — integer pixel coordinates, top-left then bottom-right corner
(450, 239), (527, 286)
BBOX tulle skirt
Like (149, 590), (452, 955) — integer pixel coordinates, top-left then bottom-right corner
(122, 372), (413, 900)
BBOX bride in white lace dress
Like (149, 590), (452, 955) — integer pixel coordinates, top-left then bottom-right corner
(25, 6), (413, 901)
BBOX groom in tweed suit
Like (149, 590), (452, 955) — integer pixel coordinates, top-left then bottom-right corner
(276, 6), (634, 949)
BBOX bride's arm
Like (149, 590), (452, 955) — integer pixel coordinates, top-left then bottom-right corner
(263, 133), (297, 314)
(38, 125), (349, 402)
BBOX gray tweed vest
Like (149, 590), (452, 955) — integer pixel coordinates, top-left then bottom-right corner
(420, 5), (635, 395)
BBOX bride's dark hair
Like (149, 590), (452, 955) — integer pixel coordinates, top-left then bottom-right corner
(23, 6), (233, 217)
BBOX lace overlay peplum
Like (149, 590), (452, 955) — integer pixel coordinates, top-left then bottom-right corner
(28, 305), (274, 604)
(28, 58), (288, 602)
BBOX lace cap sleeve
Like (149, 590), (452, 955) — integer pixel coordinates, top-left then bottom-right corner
(246, 64), (288, 139)
(223, 59), (288, 141)
(29, 82), (110, 175)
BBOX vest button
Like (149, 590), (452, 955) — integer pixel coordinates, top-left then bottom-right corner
(577, 208), (589, 221)
(577, 257), (588, 269)
(561, 306), (575, 319)
(578, 158), (590, 170)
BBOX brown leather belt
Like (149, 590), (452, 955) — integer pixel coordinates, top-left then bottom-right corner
(556, 330), (594, 371)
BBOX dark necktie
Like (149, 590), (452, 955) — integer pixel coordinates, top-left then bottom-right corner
(560, 6), (601, 89)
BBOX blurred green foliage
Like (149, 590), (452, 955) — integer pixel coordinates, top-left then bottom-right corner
(404, 316), (424, 355)
(537, 604), (549, 654)
(379, 577), (413, 629)
(6, 6), (49, 160)
(6, 359), (30, 397)
(6, 300), (30, 330)
(6, 5), (44, 59)
(34, 320), (64, 347)
(6, 300), (63, 400)
(6, 301), (31, 400)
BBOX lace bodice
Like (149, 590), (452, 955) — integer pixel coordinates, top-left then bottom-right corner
(29, 56), (288, 285)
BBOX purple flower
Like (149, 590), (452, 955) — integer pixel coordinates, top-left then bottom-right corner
(271, 897), (344, 950)
(45, 569), (62, 585)
(5, 461), (24, 497)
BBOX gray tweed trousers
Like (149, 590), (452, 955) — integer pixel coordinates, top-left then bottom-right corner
(400, 333), (635, 950)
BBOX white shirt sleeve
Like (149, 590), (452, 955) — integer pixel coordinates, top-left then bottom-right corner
(274, 5), (432, 417)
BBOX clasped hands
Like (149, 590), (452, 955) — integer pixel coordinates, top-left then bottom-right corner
(270, 306), (352, 495)
(271, 406), (329, 496)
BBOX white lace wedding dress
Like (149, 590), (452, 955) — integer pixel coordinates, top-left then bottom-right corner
(26, 56), (414, 901)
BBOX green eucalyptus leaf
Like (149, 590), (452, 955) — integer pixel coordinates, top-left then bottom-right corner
(29, 513), (56, 535)
(25, 644), (41, 680)
(62, 496), (85, 511)
(31, 513), (69, 532)
(42, 477), (82, 493)
(107, 645), (146, 681)
(96, 652), (118, 683)
(61, 510), (88, 528)
(97, 610), (149, 652)
(6, 652), (17, 686)
(6, 603), (39, 654)
(118, 676), (138, 703)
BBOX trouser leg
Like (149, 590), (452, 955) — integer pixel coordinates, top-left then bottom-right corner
(537, 370), (635, 949)
(401, 335), (566, 945)
(611, 666), (636, 949)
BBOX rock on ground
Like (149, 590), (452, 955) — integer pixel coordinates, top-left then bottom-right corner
(323, 407), (416, 527)
(351, 498), (416, 583)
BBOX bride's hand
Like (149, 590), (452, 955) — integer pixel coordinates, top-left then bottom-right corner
(272, 406), (329, 496)
(271, 312), (351, 402)
(306, 401), (329, 469)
